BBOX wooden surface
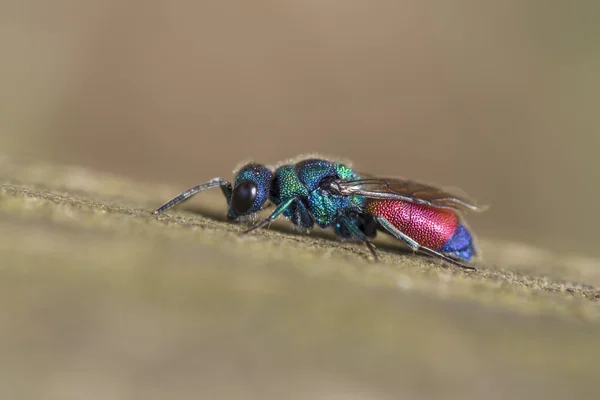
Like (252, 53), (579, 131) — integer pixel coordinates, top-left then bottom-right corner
(1, 155), (599, 399)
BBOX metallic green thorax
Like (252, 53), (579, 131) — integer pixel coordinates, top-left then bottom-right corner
(269, 159), (365, 229)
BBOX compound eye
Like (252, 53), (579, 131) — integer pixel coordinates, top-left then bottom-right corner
(231, 180), (258, 214)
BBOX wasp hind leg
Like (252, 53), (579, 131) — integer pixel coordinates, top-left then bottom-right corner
(338, 216), (378, 261)
(376, 217), (476, 271)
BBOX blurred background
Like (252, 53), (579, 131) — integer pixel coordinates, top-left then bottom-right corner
(1, 0), (599, 257)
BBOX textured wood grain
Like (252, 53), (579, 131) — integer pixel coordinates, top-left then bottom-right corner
(1, 155), (600, 400)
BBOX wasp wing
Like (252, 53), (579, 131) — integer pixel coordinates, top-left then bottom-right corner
(336, 175), (487, 213)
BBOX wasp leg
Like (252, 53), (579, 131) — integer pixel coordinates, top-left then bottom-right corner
(242, 197), (296, 234)
(154, 178), (232, 214)
(376, 217), (476, 271)
(339, 216), (378, 261)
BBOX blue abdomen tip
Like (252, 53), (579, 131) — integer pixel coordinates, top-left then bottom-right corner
(439, 224), (475, 261)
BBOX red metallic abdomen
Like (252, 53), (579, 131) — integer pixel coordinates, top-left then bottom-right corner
(366, 200), (458, 249)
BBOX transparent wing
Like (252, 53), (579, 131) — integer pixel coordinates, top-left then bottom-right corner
(336, 174), (488, 213)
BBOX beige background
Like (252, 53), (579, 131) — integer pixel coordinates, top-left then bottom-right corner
(2, 0), (599, 257)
